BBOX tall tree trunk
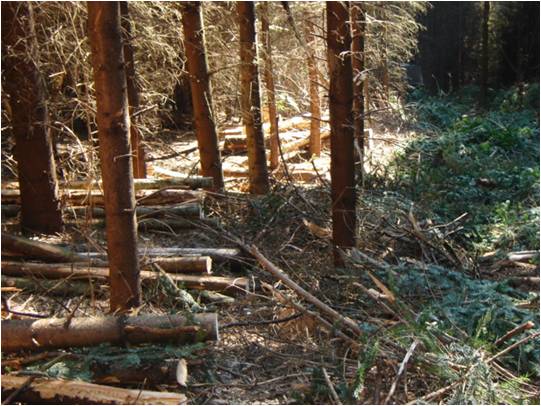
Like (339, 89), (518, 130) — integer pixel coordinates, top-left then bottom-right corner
(304, 18), (322, 157)
(327, 1), (356, 266)
(382, 25), (390, 104)
(351, 2), (365, 179)
(181, 2), (224, 191)
(237, 1), (270, 194)
(259, 2), (280, 170)
(1, 2), (63, 235)
(120, 2), (146, 179)
(480, 1), (490, 108)
(87, 2), (141, 312)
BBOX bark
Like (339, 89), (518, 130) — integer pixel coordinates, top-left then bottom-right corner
(144, 256), (212, 274)
(351, 2), (365, 175)
(260, 2), (280, 169)
(1, 2), (63, 234)
(1, 313), (218, 353)
(1, 261), (250, 295)
(1, 276), (94, 297)
(281, 130), (330, 154)
(2, 234), (87, 262)
(181, 2), (225, 191)
(237, 1), (270, 194)
(327, 1), (356, 265)
(480, 1), (490, 108)
(87, 2), (141, 311)
(150, 167), (214, 188)
(120, 1), (147, 178)
(1, 375), (186, 405)
(67, 203), (203, 220)
(304, 18), (322, 157)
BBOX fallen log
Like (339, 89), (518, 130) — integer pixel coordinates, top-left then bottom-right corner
(1, 374), (187, 404)
(143, 256), (212, 273)
(222, 136), (248, 153)
(137, 217), (219, 232)
(1, 261), (249, 294)
(1, 275), (99, 297)
(2, 234), (87, 263)
(65, 203), (203, 219)
(281, 130), (330, 154)
(2, 189), (203, 206)
(1, 313), (219, 353)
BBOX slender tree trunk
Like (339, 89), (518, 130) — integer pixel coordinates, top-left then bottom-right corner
(351, 2), (365, 178)
(181, 2), (225, 191)
(237, 1), (270, 194)
(260, 2), (280, 170)
(327, 1), (356, 266)
(120, 2), (147, 179)
(1, 2), (63, 234)
(480, 1), (490, 108)
(87, 2), (141, 312)
(382, 25), (390, 104)
(304, 18), (322, 157)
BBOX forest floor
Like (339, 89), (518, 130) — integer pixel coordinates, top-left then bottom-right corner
(1, 85), (539, 404)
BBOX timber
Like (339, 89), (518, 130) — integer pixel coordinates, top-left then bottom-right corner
(1, 313), (219, 353)
(1, 261), (250, 294)
(1, 276), (96, 297)
(66, 203), (203, 219)
(1, 375), (186, 404)
(2, 234), (86, 262)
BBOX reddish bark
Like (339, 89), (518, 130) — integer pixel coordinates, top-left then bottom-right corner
(181, 2), (224, 191)
(1, 2), (63, 234)
(120, 1), (147, 179)
(327, 1), (356, 266)
(304, 18), (322, 157)
(87, 2), (141, 312)
(237, 1), (270, 194)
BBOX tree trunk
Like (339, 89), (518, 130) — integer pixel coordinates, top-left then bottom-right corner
(1, 2), (63, 234)
(1, 375), (186, 405)
(259, 2), (280, 170)
(304, 18), (322, 157)
(237, 1), (270, 194)
(181, 2), (225, 192)
(1, 313), (219, 353)
(327, 1), (356, 266)
(351, 2), (365, 178)
(87, 2), (141, 312)
(120, 1), (147, 179)
(480, 1), (490, 108)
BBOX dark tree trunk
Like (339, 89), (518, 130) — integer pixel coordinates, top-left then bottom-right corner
(351, 2), (365, 178)
(87, 2), (141, 312)
(260, 2), (280, 170)
(327, 1), (356, 266)
(237, 1), (270, 194)
(1, 2), (63, 235)
(480, 1), (490, 108)
(181, 2), (224, 192)
(120, 1), (147, 179)
(304, 18), (322, 157)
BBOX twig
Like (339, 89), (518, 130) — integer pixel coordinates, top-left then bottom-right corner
(487, 332), (540, 364)
(322, 368), (342, 404)
(494, 321), (535, 347)
(1, 375), (37, 405)
(383, 340), (419, 404)
(222, 312), (303, 329)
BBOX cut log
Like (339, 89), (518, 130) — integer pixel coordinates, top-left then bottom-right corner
(1, 375), (187, 404)
(66, 203), (203, 219)
(1, 275), (99, 297)
(2, 234), (87, 263)
(138, 217), (219, 232)
(1, 313), (219, 353)
(1, 261), (250, 294)
(222, 136), (248, 153)
(281, 130), (330, 154)
(2, 189), (203, 206)
(143, 256), (212, 273)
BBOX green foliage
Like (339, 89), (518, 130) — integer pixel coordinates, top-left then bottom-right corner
(393, 85), (539, 254)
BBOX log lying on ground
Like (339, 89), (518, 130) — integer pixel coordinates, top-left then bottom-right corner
(281, 130), (330, 154)
(1, 313), (219, 353)
(1, 276), (100, 297)
(66, 203), (203, 219)
(2, 176), (213, 191)
(2, 234), (87, 263)
(144, 256), (212, 273)
(2, 261), (250, 294)
(2, 189), (203, 206)
(137, 217), (219, 232)
(222, 136), (248, 153)
(1, 375), (187, 404)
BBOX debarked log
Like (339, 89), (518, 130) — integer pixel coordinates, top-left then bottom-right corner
(1, 261), (250, 294)
(1, 313), (219, 353)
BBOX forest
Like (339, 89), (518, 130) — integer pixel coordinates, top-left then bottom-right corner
(0, 1), (539, 404)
